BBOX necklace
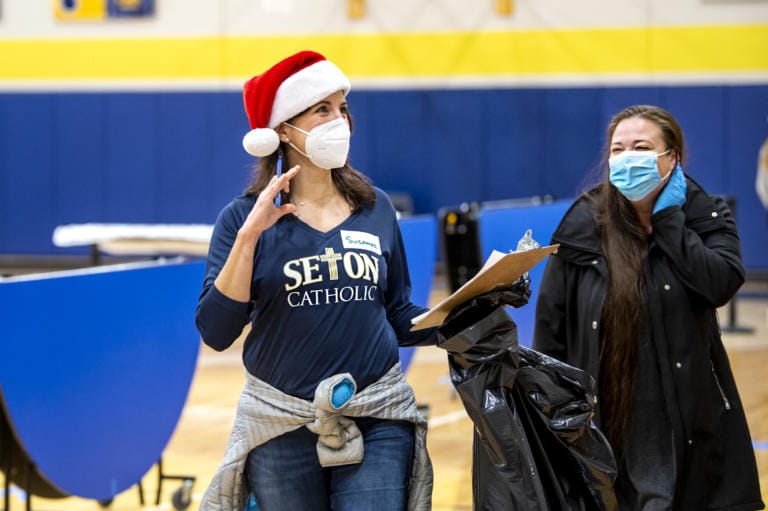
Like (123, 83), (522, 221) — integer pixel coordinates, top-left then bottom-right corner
(291, 191), (337, 207)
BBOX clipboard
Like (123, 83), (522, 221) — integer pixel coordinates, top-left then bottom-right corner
(410, 244), (559, 331)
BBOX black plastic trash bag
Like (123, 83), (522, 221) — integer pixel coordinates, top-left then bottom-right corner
(437, 281), (618, 511)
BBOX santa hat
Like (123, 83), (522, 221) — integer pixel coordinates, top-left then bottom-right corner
(241, 50), (351, 157)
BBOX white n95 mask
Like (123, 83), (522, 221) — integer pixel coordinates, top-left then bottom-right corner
(285, 118), (351, 169)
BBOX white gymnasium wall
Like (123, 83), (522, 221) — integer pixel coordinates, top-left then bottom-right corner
(0, 0), (767, 38)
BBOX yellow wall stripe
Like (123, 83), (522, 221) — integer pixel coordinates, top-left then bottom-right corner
(1, 24), (766, 81)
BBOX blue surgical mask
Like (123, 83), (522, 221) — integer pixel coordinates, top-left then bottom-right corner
(609, 149), (672, 201)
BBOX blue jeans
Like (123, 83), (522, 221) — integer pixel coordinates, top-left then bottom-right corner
(245, 417), (414, 511)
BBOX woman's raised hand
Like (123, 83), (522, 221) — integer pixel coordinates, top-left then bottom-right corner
(240, 165), (300, 240)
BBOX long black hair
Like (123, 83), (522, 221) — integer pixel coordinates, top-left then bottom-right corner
(594, 105), (686, 455)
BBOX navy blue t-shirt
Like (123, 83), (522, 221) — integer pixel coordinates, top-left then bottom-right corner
(196, 187), (435, 399)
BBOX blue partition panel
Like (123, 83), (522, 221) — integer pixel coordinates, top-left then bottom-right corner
(0, 258), (204, 501)
(478, 200), (573, 347)
(398, 215), (437, 372)
(2, 85), (767, 270)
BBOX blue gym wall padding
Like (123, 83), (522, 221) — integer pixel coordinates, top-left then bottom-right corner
(0, 85), (765, 269)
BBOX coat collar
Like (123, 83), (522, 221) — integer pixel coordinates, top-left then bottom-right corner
(550, 174), (722, 262)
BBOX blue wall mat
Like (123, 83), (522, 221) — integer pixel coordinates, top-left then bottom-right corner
(485, 89), (545, 200)
(0, 258), (203, 500)
(600, 87), (665, 131)
(104, 94), (158, 222)
(155, 94), (214, 222)
(1, 85), (766, 269)
(153, 93), (256, 224)
(540, 88), (605, 199)
(0, 94), (56, 253)
(477, 199), (573, 347)
(207, 94), (257, 221)
(398, 214), (437, 373)
(53, 94), (108, 225)
(725, 86), (768, 270)
(357, 91), (435, 214)
(665, 87), (728, 193)
(424, 90), (488, 208)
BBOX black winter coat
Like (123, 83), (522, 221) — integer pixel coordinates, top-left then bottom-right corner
(533, 176), (764, 511)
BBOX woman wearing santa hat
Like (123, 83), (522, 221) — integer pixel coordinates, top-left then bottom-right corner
(195, 50), (437, 510)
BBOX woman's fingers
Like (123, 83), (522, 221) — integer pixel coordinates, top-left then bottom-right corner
(280, 165), (300, 193)
(249, 165), (301, 230)
(268, 165), (300, 199)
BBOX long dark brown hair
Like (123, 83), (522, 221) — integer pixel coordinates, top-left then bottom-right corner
(243, 111), (376, 211)
(595, 105), (686, 454)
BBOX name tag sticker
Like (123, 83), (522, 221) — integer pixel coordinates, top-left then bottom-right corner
(340, 230), (381, 255)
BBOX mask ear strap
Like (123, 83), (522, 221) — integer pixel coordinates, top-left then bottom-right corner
(660, 149), (678, 178)
(670, 151), (681, 175)
(660, 158), (678, 182)
(283, 122), (309, 136)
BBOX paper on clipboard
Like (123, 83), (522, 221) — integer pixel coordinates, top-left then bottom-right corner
(410, 244), (559, 331)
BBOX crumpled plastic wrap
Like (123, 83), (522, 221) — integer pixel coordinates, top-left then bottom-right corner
(437, 281), (618, 511)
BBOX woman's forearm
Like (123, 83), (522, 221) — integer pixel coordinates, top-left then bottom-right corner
(213, 228), (262, 302)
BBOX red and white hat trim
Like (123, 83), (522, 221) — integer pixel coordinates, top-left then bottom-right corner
(242, 52), (351, 157)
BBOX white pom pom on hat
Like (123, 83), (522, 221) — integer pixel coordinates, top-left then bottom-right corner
(242, 128), (279, 157)
(241, 50), (352, 157)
